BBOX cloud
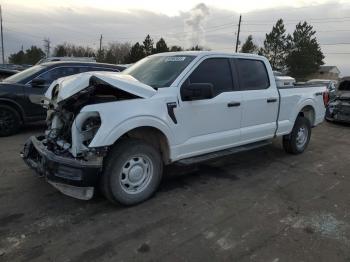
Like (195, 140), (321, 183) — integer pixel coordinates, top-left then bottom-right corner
(2, 1), (350, 75)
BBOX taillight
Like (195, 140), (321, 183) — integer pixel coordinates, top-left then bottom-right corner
(323, 92), (329, 106)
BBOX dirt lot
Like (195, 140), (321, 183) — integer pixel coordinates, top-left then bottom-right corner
(0, 122), (349, 262)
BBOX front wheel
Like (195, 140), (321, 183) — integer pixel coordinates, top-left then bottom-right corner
(283, 116), (311, 154)
(101, 139), (163, 206)
(0, 105), (21, 137)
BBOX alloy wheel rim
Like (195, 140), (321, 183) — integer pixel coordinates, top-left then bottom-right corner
(119, 155), (153, 194)
(0, 109), (15, 132)
(296, 126), (308, 149)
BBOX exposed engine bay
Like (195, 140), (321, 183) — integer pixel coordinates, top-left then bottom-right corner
(44, 77), (139, 159)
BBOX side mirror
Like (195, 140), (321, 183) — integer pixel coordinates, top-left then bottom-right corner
(31, 78), (46, 88)
(181, 83), (214, 101)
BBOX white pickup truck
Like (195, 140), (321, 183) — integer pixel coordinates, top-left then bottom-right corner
(22, 51), (327, 205)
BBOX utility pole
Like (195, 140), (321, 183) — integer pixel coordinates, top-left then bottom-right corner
(99, 34), (103, 54)
(235, 14), (242, 53)
(43, 38), (51, 58)
(0, 5), (5, 64)
(98, 34), (103, 61)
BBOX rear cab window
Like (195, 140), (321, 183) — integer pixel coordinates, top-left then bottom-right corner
(235, 58), (270, 90)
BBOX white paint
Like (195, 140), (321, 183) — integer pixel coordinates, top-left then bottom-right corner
(50, 51), (326, 162)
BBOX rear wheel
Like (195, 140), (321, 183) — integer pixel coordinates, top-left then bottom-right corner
(0, 105), (21, 137)
(101, 139), (163, 206)
(283, 116), (311, 154)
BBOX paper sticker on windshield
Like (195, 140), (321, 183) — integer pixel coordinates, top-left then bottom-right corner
(165, 57), (186, 62)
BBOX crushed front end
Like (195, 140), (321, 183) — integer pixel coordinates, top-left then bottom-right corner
(21, 135), (104, 200)
(21, 74), (141, 200)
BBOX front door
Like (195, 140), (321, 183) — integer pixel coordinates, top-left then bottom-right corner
(173, 57), (242, 159)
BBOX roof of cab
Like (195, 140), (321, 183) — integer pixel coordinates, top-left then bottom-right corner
(151, 50), (264, 59)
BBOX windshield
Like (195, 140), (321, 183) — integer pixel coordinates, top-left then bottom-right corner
(3, 65), (45, 83)
(122, 55), (195, 88)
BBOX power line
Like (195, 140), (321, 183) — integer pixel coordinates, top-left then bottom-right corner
(242, 19), (350, 26)
(243, 16), (350, 23)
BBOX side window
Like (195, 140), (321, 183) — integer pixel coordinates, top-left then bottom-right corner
(88, 67), (120, 72)
(78, 67), (91, 73)
(236, 59), (270, 90)
(185, 58), (234, 96)
(39, 67), (80, 84)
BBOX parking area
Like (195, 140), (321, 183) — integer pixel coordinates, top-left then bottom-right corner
(0, 122), (349, 261)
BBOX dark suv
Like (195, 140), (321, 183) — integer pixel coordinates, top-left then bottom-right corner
(0, 61), (125, 136)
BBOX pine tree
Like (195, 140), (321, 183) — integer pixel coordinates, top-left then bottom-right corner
(286, 22), (324, 80)
(143, 34), (154, 56)
(262, 19), (288, 71)
(170, 45), (183, 52)
(240, 35), (258, 53)
(155, 38), (169, 53)
(188, 45), (203, 51)
(125, 42), (145, 63)
(9, 46), (45, 64)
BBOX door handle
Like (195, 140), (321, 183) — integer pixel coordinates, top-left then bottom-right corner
(227, 101), (241, 107)
(267, 98), (278, 103)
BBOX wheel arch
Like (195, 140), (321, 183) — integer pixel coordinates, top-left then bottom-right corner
(120, 126), (171, 164)
(298, 105), (316, 126)
(91, 116), (175, 164)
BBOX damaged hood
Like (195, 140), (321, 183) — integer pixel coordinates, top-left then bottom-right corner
(338, 91), (350, 99)
(45, 71), (156, 102)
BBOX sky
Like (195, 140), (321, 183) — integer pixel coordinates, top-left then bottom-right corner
(2, 0), (350, 75)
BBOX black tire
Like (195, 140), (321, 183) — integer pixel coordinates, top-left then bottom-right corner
(283, 116), (311, 154)
(101, 139), (163, 206)
(0, 105), (21, 137)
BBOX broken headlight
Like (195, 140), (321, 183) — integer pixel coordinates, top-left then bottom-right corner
(81, 116), (101, 146)
(71, 111), (101, 157)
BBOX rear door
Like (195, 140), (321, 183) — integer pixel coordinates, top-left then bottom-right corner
(234, 58), (279, 142)
(174, 57), (242, 159)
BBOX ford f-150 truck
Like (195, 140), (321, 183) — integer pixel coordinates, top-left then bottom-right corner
(22, 51), (328, 205)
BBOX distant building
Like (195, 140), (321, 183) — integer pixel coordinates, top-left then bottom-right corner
(307, 66), (340, 81)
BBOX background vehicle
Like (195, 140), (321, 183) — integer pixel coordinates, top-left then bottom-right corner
(326, 77), (350, 123)
(307, 79), (337, 100)
(0, 68), (19, 80)
(0, 61), (125, 136)
(22, 51), (327, 205)
(36, 57), (97, 64)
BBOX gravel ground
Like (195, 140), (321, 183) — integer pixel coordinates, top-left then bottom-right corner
(0, 121), (349, 262)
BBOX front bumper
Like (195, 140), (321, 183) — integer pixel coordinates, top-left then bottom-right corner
(21, 136), (103, 200)
(326, 105), (350, 123)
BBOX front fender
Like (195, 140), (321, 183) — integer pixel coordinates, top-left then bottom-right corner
(89, 115), (175, 148)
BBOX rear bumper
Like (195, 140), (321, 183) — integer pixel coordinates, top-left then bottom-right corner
(21, 136), (103, 200)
